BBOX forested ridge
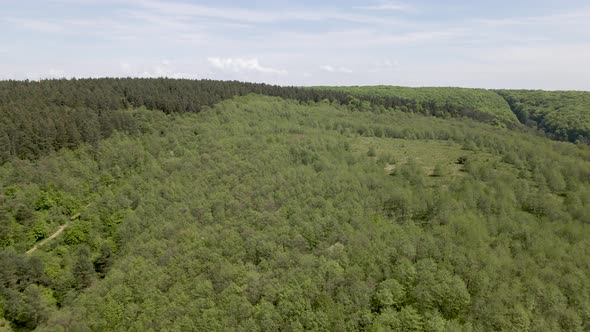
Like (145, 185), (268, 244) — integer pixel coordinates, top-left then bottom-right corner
(2, 78), (559, 164)
(0, 78), (415, 163)
(2, 80), (588, 165)
(497, 90), (590, 144)
(0, 80), (589, 331)
(318, 85), (590, 144)
(316, 86), (518, 124)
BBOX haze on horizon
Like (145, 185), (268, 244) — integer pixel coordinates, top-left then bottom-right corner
(1, 0), (589, 90)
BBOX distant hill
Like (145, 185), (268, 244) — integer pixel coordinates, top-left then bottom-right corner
(317, 85), (590, 145)
(316, 85), (518, 124)
(2, 79), (588, 167)
(497, 89), (590, 144)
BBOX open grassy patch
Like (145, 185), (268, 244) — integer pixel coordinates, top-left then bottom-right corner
(354, 136), (518, 183)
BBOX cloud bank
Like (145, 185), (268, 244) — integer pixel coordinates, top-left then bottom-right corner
(0, 0), (589, 89)
(208, 57), (287, 75)
(320, 65), (353, 74)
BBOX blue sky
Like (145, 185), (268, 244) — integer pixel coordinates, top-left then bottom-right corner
(1, 0), (589, 90)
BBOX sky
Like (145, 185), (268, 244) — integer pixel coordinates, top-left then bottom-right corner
(1, 0), (589, 90)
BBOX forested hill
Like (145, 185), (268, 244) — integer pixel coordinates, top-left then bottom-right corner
(497, 90), (590, 144)
(9, 78), (589, 164)
(316, 86), (518, 124)
(0, 78), (416, 162)
(317, 85), (590, 144)
(2, 79), (588, 165)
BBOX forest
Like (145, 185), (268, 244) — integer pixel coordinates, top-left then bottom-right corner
(497, 90), (590, 144)
(319, 85), (590, 144)
(316, 86), (518, 124)
(0, 79), (589, 331)
(9, 78), (586, 164)
(0, 78), (420, 162)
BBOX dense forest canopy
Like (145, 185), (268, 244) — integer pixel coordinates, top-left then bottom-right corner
(9, 78), (590, 164)
(0, 79), (589, 331)
(497, 89), (590, 144)
(316, 86), (518, 124)
(316, 85), (590, 144)
(0, 78), (418, 162)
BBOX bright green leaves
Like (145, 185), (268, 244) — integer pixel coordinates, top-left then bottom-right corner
(372, 279), (406, 312)
(413, 259), (471, 319)
(63, 223), (89, 246)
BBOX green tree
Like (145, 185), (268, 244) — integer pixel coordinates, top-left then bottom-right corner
(372, 279), (406, 312)
(94, 244), (114, 278)
(73, 247), (94, 289)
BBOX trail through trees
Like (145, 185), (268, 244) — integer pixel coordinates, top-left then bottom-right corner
(25, 223), (69, 255)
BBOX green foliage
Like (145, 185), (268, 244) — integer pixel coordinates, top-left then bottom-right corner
(30, 219), (48, 242)
(431, 163), (448, 177)
(34, 191), (56, 211)
(72, 247), (94, 289)
(2, 284), (54, 330)
(498, 89), (590, 143)
(3, 79), (587, 167)
(0, 94), (589, 331)
(93, 244), (114, 278)
(63, 223), (88, 245)
(372, 279), (406, 312)
(318, 85), (518, 123)
(0, 253), (50, 329)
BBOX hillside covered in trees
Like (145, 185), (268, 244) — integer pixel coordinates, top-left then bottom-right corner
(316, 86), (518, 124)
(0, 79), (589, 331)
(317, 85), (590, 144)
(497, 90), (590, 144)
(9, 78), (590, 165)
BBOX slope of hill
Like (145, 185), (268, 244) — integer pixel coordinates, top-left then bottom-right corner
(0, 79), (535, 165)
(1, 93), (589, 331)
(316, 86), (518, 124)
(2, 79), (588, 169)
(497, 89), (590, 143)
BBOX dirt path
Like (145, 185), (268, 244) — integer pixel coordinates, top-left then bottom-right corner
(25, 223), (68, 255)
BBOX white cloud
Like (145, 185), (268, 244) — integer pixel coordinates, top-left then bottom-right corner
(117, 60), (190, 78)
(140, 66), (187, 78)
(266, 28), (464, 53)
(374, 59), (399, 68)
(320, 65), (353, 74)
(3, 18), (66, 34)
(208, 57), (287, 75)
(355, 1), (410, 11)
(134, 0), (408, 26)
(476, 9), (590, 27)
(383, 60), (398, 67)
(47, 69), (66, 78)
